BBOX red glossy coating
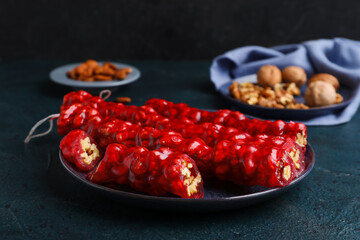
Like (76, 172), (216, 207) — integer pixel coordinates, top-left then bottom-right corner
(61, 90), (93, 112)
(60, 91), (307, 149)
(61, 112), (304, 187)
(88, 143), (204, 198)
(57, 104), (103, 137)
(60, 130), (102, 172)
(57, 91), (307, 189)
(145, 98), (307, 145)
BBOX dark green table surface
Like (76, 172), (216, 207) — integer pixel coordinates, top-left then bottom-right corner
(1, 60), (359, 240)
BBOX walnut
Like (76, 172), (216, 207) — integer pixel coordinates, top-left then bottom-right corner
(289, 149), (300, 169)
(274, 83), (300, 96)
(334, 93), (343, 104)
(257, 65), (282, 88)
(80, 137), (100, 165)
(308, 73), (339, 90)
(296, 131), (307, 147)
(229, 82), (241, 99)
(278, 93), (294, 105)
(282, 66), (307, 87)
(294, 103), (309, 109)
(181, 163), (202, 197)
(273, 103), (285, 109)
(261, 87), (275, 98)
(228, 80), (310, 109)
(282, 166), (291, 180)
(285, 83), (301, 96)
(305, 81), (336, 107)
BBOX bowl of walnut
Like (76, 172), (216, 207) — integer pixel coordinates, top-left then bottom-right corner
(220, 65), (357, 120)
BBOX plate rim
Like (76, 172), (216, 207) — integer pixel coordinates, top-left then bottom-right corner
(49, 62), (141, 88)
(59, 143), (315, 203)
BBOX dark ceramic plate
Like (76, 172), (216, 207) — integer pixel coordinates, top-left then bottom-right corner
(59, 144), (315, 211)
(49, 62), (141, 93)
(219, 74), (357, 120)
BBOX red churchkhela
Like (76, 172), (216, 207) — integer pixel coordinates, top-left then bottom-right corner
(57, 90), (308, 198)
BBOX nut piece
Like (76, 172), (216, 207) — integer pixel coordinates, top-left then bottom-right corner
(66, 60), (133, 82)
(115, 97), (132, 103)
(296, 132), (306, 147)
(305, 81), (336, 107)
(282, 66), (307, 87)
(282, 166), (291, 181)
(334, 93), (343, 104)
(103, 62), (118, 70)
(229, 81), (309, 109)
(181, 163), (202, 197)
(115, 68), (133, 80)
(308, 73), (339, 90)
(85, 59), (99, 69)
(94, 66), (115, 76)
(94, 74), (112, 81)
(274, 83), (301, 96)
(80, 137), (100, 165)
(257, 65), (282, 88)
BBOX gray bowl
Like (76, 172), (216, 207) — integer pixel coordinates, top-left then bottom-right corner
(220, 74), (357, 121)
(49, 62), (141, 93)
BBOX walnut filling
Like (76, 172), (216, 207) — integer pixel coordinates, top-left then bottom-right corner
(289, 148), (300, 170)
(277, 159), (292, 181)
(282, 166), (291, 181)
(181, 163), (202, 197)
(80, 137), (100, 165)
(296, 130), (307, 147)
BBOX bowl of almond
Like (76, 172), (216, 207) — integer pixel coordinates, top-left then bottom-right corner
(220, 65), (356, 120)
(50, 60), (141, 93)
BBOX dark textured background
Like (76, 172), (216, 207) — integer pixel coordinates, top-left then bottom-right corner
(1, 0), (360, 60)
(1, 2), (360, 239)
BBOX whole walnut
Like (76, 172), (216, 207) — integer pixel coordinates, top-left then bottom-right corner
(282, 66), (307, 87)
(308, 73), (339, 90)
(305, 81), (336, 107)
(257, 65), (282, 88)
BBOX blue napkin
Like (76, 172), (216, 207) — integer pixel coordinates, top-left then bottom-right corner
(210, 38), (360, 126)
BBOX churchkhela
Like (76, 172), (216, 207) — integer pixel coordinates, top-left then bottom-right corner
(145, 99), (307, 147)
(58, 91), (307, 148)
(55, 90), (307, 198)
(87, 143), (203, 199)
(59, 114), (304, 186)
(60, 129), (102, 172)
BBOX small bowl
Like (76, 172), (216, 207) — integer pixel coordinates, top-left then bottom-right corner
(220, 74), (357, 121)
(49, 62), (141, 94)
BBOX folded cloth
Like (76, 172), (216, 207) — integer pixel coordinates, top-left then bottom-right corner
(210, 38), (360, 126)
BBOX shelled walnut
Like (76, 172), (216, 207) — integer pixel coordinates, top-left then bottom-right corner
(229, 81), (308, 109)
